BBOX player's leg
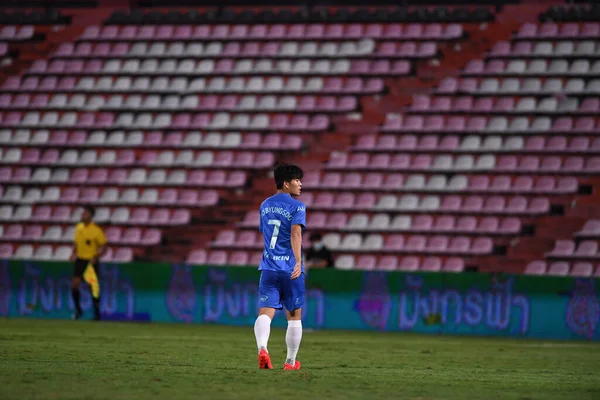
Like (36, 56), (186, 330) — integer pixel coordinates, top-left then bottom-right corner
(255, 270), (281, 369)
(282, 272), (305, 370)
(71, 259), (86, 319)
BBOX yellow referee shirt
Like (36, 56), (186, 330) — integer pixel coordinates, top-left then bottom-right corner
(74, 222), (107, 260)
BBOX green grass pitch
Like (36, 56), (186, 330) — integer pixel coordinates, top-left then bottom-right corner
(0, 318), (599, 400)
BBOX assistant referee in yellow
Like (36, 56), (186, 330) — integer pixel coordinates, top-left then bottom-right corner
(70, 205), (107, 320)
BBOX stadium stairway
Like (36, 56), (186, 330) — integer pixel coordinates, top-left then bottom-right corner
(180, 4), (529, 264)
(186, 1), (600, 274)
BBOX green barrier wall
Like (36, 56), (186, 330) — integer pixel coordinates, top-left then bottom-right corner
(0, 260), (598, 340)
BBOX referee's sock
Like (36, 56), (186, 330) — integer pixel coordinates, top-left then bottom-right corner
(71, 288), (82, 314)
(92, 297), (101, 320)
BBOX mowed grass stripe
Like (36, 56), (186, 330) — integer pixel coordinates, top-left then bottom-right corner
(0, 319), (599, 400)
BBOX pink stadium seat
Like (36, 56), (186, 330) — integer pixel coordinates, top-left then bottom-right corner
(428, 236), (449, 253)
(356, 255), (377, 270)
(525, 260), (547, 275)
(377, 255), (398, 271)
(23, 225), (43, 240)
(328, 212), (349, 229)
(398, 256), (419, 271)
(548, 262), (570, 276)
(0, 244), (13, 258)
(575, 241), (598, 257)
(229, 251), (250, 266)
(187, 249), (207, 265)
(170, 209), (190, 225)
(405, 235), (426, 251)
(32, 206), (52, 221)
(12, 167), (30, 182)
(578, 220), (600, 237)
(547, 240), (575, 257)
(80, 188), (99, 202)
(141, 229), (161, 245)
(433, 216), (454, 232)
(51, 206), (71, 221)
(413, 215), (433, 231)
(4, 224), (23, 239)
(113, 248), (133, 263)
(105, 227), (122, 243)
(130, 208), (150, 225)
(207, 250), (228, 265)
(60, 188), (79, 202)
(443, 257), (465, 272)
(571, 262), (593, 277)
(421, 256), (442, 272)
(213, 231), (236, 247)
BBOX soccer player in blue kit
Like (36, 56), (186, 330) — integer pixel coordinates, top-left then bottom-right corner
(254, 164), (306, 371)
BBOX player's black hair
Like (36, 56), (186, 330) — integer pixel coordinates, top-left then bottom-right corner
(83, 205), (96, 218)
(274, 164), (304, 189)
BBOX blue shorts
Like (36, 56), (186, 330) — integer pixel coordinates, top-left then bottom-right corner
(258, 270), (305, 311)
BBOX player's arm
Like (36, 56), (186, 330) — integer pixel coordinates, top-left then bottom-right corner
(291, 224), (303, 279)
(70, 227), (77, 262)
(94, 228), (108, 263)
(70, 245), (77, 262)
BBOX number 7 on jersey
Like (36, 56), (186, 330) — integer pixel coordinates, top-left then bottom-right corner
(267, 219), (281, 249)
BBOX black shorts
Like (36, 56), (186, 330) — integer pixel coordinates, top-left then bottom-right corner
(73, 258), (98, 278)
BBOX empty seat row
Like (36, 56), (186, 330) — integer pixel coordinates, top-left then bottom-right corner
(1, 169), (240, 195)
(0, 223), (162, 245)
(301, 171), (578, 194)
(0, 111), (329, 131)
(213, 229), (494, 254)
(0, 93), (358, 113)
(334, 254), (465, 272)
(57, 40), (378, 58)
(337, 212), (520, 234)
(0, 183), (215, 207)
(326, 152), (600, 173)
(491, 40), (600, 58)
(381, 115), (600, 133)
(0, 26), (35, 41)
(575, 220), (600, 238)
(0, 203), (190, 226)
(0, 130), (302, 151)
(240, 193), (550, 216)
(56, 40), (438, 59)
(436, 76), (600, 94)
(323, 233), (493, 254)
(410, 95), (599, 114)
(38, 57), (412, 77)
(2, 75), (385, 94)
(0, 203), (201, 224)
(0, 243), (133, 262)
(241, 210), (519, 233)
(464, 58), (600, 76)
(63, 40), (434, 59)
(525, 260), (600, 277)
(80, 23), (463, 42)
(186, 248), (262, 266)
(516, 22), (600, 39)
(355, 134), (600, 153)
(546, 239), (600, 259)
(0, 148), (275, 168)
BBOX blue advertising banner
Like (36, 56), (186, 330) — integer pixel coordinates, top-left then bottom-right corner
(0, 260), (598, 341)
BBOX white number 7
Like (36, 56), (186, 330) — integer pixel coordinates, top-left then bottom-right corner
(268, 219), (281, 249)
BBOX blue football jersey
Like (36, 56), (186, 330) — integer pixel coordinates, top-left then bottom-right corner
(258, 193), (306, 273)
